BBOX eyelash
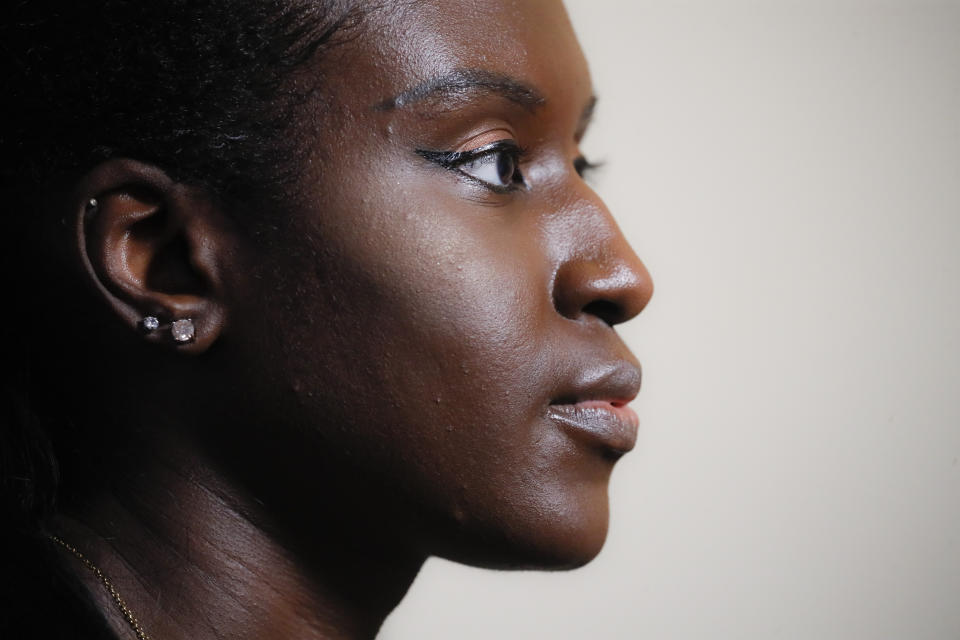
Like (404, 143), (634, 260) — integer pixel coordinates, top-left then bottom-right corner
(418, 142), (601, 193)
(574, 156), (602, 179)
(418, 140), (528, 194)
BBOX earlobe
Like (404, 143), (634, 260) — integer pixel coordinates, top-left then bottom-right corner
(74, 159), (229, 354)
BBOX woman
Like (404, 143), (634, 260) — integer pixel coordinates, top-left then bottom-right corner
(0, 0), (652, 637)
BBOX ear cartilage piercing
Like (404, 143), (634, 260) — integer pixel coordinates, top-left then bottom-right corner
(141, 316), (161, 332)
(170, 318), (196, 343)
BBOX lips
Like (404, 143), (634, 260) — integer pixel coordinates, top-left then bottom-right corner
(548, 361), (642, 456)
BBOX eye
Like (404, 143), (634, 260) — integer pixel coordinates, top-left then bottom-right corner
(418, 140), (527, 193)
(455, 143), (524, 190)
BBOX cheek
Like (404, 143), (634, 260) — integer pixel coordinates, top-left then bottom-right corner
(316, 202), (555, 463)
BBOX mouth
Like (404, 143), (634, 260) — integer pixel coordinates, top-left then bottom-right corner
(548, 362), (642, 458)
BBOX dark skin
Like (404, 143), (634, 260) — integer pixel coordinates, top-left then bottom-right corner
(43, 0), (652, 638)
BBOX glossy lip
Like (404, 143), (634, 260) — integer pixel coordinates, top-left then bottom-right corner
(548, 362), (642, 457)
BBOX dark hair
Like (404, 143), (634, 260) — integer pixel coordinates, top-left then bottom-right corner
(0, 0), (360, 535)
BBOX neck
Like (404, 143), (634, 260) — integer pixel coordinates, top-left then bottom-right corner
(50, 436), (424, 640)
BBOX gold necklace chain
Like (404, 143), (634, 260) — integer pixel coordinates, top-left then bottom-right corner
(49, 535), (153, 640)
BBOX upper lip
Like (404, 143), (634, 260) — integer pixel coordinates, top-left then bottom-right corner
(550, 360), (642, 408)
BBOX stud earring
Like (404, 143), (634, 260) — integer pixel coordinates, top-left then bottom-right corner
(140, 316), (195, 343)
(86, 198), (98, 211)
(170, 318), (195, 343)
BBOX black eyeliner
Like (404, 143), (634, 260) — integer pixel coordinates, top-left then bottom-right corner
(417, 140), (524, 169)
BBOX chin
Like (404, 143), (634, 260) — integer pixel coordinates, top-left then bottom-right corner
(431, 485), (613, 571)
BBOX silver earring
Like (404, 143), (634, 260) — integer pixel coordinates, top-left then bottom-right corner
(86, 198), (99, 211)
(141, 316), (195, 343)
(170, 318), (195, 343)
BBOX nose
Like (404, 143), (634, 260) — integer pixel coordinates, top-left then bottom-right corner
(552, 213), (653, 327)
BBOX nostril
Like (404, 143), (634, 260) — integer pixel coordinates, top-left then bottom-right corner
(581, 299), (622, 326)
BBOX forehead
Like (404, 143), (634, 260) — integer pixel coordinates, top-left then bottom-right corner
(324, 0), (592, 112)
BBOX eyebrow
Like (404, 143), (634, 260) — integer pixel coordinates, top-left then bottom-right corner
(375, 69), (546, 111)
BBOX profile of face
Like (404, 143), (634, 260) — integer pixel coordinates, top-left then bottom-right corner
(189, 0), (650, 570)
(180, 0), (652, 566)
(67, 0), (650, 578)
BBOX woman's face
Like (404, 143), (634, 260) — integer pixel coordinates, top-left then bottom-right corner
(230, 0), (652, 567)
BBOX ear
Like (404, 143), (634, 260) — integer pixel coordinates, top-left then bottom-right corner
(73, 158), (232, 354)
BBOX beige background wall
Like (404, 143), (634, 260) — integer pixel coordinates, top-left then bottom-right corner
(380, 2), (960, 638)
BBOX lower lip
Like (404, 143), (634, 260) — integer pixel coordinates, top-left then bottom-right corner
(547, 401), (639, 455)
